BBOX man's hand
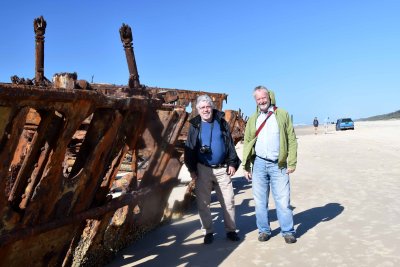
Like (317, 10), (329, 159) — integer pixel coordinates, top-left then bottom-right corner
(243, 170), (252, 181)
(190, 171), (197, 180)
(227, 166), (236, 177)
(286, 167), (296, 174)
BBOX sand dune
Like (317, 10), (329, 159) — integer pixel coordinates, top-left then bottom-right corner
(108, 120), (400, 267)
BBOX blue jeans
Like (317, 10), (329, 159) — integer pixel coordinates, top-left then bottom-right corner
(252, 156), (295, 236)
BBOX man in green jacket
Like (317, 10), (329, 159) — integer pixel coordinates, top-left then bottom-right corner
(242, 85), (298, 244)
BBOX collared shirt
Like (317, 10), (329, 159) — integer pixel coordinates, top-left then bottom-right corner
(255, 106), (280, 161)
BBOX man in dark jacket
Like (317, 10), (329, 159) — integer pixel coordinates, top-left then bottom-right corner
(184, 94), (241, 244)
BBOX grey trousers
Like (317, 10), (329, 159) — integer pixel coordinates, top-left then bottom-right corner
(195, 163), (237, 234)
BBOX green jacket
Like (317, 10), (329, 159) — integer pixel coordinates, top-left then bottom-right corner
(242, 90), (297, 171)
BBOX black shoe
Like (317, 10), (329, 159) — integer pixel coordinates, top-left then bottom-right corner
(204, 233), (214, 244)
(284, 234), (297, 244)
(258, 232), (270, 242)
(226, 231), (240, 241)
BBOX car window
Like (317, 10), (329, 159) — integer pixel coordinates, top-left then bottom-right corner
(342, 118), (352, 122)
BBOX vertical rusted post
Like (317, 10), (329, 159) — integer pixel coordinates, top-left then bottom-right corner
(119, 24), (140, 89)
(33, 16), (46, 85)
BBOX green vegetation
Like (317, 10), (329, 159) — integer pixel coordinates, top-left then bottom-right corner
(357, 110), (400, 121)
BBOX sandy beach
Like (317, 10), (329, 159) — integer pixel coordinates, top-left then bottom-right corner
(108, 120), (400, 267)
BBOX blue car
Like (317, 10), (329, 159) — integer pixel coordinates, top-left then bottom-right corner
(336, 118), (354, 131)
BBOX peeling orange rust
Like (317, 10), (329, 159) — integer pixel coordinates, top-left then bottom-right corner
(0, 17), (246, 267)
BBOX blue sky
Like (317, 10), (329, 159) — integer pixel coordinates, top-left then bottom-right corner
(1, 1), (399, 124)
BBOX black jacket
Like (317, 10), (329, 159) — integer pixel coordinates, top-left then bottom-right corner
(184, 109), (241, 173)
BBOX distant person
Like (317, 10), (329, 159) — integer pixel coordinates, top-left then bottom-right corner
(184, 94), (241, 244)
(324, 117), (330, 134)
(242, 86), (298, 244)
(313, 117), (319, 135)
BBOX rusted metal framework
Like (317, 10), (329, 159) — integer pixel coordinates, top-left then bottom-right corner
(0, 17), (246, 266)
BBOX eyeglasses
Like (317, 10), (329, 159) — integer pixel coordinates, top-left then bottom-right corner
(199, 105), (212, 110)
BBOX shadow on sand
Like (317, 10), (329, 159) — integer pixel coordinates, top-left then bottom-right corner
(294, 202), (344, 238)
(107, 178), (344, 266)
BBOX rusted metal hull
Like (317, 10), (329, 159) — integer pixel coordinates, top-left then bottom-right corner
(0, 83), (238, 266)
(0, 84), (163, 266)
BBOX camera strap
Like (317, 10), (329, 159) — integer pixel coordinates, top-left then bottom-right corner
(255, 106), (277, 137)
(199, 120), (214, 146)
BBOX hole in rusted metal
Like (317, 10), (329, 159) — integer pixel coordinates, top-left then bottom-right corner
(63, 114), (93, 177)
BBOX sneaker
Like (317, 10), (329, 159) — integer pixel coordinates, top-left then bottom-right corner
(226, 231), (240, 241)
(284, 234), (297, 244)
(258, 232), (270, 242)
(204, 233), (214, 244)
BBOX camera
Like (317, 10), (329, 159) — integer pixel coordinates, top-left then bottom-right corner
(199, 145), (212, 154)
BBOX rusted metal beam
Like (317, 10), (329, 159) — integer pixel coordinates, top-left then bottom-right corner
(138, 107), (187, 186)
(120, 24), (141, 90)
(0, 107), (30, 229)
(224, 109), (246, 144)
(33, 16), (47, 86)
(146, 87), (228, 110)
(8, 111), (61, 210)
(0, 84), (163, 110)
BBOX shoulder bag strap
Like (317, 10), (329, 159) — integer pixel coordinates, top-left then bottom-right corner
(255, 106), (277, 137)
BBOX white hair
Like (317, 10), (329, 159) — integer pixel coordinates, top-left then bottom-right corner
(196, 94), (215, 109)
(253, 85), (269, 97)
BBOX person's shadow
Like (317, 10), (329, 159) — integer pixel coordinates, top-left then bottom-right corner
(234, 178), (345, 238)
(215, 178), (345, 240)
(293, 203), (344, 238)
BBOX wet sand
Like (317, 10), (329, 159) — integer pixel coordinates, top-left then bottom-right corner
(108, 120), (400, 267)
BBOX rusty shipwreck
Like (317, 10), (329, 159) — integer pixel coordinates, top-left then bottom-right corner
(0, 17), (246, 266)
